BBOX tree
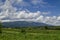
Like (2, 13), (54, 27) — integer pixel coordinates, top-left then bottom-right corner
(21, 29), (26, 34)
(0, 21), (2, 33)
(45, 26), (48, 30)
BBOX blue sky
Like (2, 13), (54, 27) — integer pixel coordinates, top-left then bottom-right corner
(17, 0), (60, 16)
(0, 0), (60, 26)
(1, 0), (60, 16)
(0, 0), (60, 16)
(12, 0), (60, 16)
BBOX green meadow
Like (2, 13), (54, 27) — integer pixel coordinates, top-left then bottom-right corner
(0, 28), (60, 40)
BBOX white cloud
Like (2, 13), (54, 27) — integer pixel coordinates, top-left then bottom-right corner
(12, 0), (30, 7)
(31, 0), (47, 5)
(57, 16), (60, 21)
(0, 0), (60, 26)
(36, 15), (44, 22)
(0, 9), (60, 26)
(42, 11), (51, 15)
(16, 11), (40, 19)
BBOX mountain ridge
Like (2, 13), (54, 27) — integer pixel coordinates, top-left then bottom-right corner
(2, 21), (51, 27)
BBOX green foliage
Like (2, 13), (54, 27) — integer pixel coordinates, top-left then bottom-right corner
(0, 22), (2, 33)
(0, 28), (60, 40)
(1, 26), (60, 40)
(45, 26), (48, 30)
(21, 29), (26, 34)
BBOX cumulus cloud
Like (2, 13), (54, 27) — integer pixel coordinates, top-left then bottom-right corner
(31, 0), (47, 5)
(42, 11), (51, 15)
(0, 0), (60, 26)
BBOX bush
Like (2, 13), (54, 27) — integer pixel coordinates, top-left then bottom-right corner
(45, 26), (48, 30)
(21, 29), (26, 34)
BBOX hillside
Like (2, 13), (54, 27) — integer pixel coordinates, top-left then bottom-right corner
(2, 21), (50, 27)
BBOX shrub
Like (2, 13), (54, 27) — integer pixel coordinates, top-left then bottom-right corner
(21, 29), (26, 34)
(45, 26), (48, 30)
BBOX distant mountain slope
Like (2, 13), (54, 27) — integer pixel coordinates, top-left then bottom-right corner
(2, 21), (51, 27)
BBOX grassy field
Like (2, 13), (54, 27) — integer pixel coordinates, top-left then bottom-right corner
(0, 28), (60, 40)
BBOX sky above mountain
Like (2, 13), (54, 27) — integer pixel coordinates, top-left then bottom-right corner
(0, 0), (60, 26)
